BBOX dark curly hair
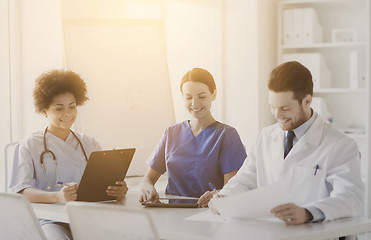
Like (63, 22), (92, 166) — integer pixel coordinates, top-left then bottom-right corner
(33, 69), (89, 113)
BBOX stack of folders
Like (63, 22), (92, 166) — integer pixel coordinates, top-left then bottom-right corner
(282, 53), (331, 90)
(283, 8), (323, 45)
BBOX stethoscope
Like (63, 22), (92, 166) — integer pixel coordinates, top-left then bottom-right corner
(40, 127), (88, 189)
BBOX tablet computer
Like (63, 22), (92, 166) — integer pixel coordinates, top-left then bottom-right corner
(141, 198), (199, 208)
(76, 148), (135, 202)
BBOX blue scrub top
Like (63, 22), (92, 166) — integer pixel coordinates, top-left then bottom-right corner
(147, 121), (247, 197)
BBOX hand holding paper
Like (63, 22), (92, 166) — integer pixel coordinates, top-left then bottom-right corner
(211, 182), (288, 219)
(271, 203), (313, 225)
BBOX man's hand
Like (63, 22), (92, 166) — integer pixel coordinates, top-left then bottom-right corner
(271, 203), (313, 225)
(208, 193), (226, 214)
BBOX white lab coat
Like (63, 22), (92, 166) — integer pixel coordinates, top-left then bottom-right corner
(220, 114), (364, 221)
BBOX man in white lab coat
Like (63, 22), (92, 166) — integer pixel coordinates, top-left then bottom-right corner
(218, 61), (364, 225)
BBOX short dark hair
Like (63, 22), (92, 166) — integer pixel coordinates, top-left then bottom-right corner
(33, 69), (88, 113)
(180, 68), (216, 93)
(268, 61), (313, 101)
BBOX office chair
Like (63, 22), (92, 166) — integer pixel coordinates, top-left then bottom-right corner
(0, 192), (47, 239)
(4, 141), (19, 192)
(66, 202), (161, 240)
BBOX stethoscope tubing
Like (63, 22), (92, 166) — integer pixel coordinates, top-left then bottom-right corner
(40, 127), (88, 189)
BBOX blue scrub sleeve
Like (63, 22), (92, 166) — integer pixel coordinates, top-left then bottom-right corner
(219, 128), (247, 175)
(146, 128), (168, 174)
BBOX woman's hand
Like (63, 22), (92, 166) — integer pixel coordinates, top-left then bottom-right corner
(56, 183), (78, 203)
(197, 191), (214, 208)
(139, 187), (159, 203)
(106, 181), (129, 201)
(139, 168), (161, 203)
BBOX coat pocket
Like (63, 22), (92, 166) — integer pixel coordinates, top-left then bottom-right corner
(292, 166), (325, 206)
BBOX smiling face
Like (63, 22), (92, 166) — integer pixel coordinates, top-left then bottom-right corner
(182, 81), (216, 119)
(42, 92), (77, 132)
(269, 90), (312, 131)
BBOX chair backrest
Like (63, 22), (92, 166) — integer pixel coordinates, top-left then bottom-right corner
(4, 141), (19, 192)
(0, 192), (47, 239)
(66, 202), (161, 240)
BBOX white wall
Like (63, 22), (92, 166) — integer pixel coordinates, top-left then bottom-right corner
(0, 0), (64, 191)
(0, 0), (11, 141)
(166, 0), (224, 123)
(223, 0), (260, 147)
(0, 0), (11, 191)
(223, 0), (278, 148)
(10, 0), (65, 141)
(258, 0), (278, 129)
(61, 19), (175, 176)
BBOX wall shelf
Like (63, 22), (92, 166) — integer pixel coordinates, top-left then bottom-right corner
(279, 0), (364, 5)
(314, 88), (367, 93)
(281, 42), (367, 49)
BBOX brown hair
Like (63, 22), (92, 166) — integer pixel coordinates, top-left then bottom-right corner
(33, 69), (88, 113)
(268, 61), (313, 101)
(180, 68), (216, 93)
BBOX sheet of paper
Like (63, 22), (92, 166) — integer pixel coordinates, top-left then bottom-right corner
(185, 209), (230, 222)
(212, 182), (288, 219)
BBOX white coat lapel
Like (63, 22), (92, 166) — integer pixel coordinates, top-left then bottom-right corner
(268, 124), (286, 179)
(284, 116), (325, 162)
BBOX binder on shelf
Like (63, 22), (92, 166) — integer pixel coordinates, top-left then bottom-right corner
(349, 51), (359, 89)
(292, 8), (303, 44)
(282, 53), (331, 90)
(349, 51), (366, 89)
(282, 8), (323, 45)
(302, 8), (323, 44)
(283, 9), (293, 45)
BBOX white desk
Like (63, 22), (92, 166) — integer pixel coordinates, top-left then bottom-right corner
(32, 190), (371, 240)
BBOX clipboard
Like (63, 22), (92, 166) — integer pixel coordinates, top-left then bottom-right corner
(76, 148), (135, 202)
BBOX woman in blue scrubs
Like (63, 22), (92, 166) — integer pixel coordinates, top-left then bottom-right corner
(139, 68), (246, 207)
